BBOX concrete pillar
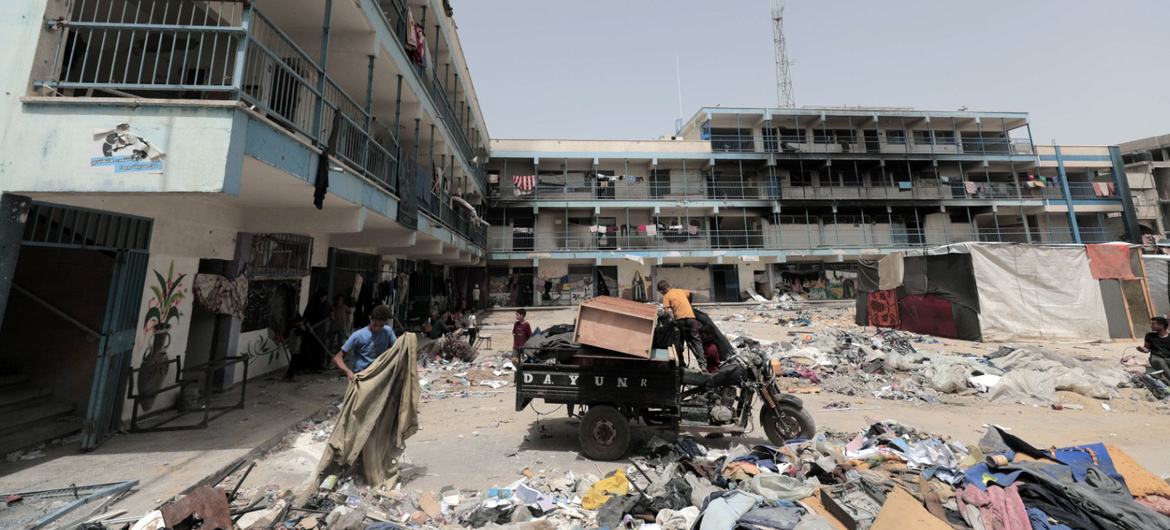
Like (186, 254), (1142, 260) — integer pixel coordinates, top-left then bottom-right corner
(0, 194), (31, 328)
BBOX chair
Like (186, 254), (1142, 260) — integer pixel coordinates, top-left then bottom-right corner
(473, 333), (493, 351)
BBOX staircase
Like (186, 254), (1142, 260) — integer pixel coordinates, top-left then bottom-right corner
(0, 372), (81, 457)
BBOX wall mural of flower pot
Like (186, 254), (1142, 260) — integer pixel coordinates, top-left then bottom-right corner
(137, 261), (187, 411)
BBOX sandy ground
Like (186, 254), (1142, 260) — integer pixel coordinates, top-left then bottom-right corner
(227, 303), (1170, 507)
(0, 374), (344, 522)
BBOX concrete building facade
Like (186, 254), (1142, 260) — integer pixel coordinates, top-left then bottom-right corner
(0, 0), (490, 450)
(483, 107), (1137, 307)
(1120, 133), (1170, 241)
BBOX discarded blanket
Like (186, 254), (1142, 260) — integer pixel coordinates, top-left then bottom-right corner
(315, 333), (419, 489)
(987, 348), (1125, 404)
(867, 290), (900, 328)
(1086, 243), (1137, 280)
(193, 273), (248, 317)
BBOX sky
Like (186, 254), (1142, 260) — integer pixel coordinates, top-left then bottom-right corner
(454, 0), (1170, 145)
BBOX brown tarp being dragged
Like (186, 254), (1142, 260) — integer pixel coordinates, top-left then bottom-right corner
(315, 333), (420, 489)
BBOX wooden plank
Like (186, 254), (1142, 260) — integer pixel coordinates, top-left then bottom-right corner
(1123, 279), (1152, 339)
(1137, 253), (1157, 317)
(573, 296), (657, 358)
(1120, 277), (1137, 339)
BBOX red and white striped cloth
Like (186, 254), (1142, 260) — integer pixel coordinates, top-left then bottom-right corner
(513, 175), (535, 192)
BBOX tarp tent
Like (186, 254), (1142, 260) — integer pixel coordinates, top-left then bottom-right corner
(1143, 255), (1170, 318)
(856, 243), (1153, 343)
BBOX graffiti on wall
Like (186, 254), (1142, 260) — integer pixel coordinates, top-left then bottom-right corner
(91, 123), (166, 174)
(137, 261), (187, 411)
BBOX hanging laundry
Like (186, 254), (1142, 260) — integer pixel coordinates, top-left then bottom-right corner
(512, 175), (535, 192)
(589, 226), (599, 233)
(687, 225), (699, 235)
(645, 225), (658, 236)
(964, 181), (978, 194)
(405, 10), (418, 55)
(637, 224), (647, 233)
(898, 181), (913, 190)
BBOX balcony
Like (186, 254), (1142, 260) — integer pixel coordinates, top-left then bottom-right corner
(375, 0), (485, 192)
(490, 177), (1122, 203)
(494, 180), (777, 202)
(718, 131), (1037, 156)
(36, 0), (483, 247)
(403, 154), (487, 247)
(487, 227), (1117, 254)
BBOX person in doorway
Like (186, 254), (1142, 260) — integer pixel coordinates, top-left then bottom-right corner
(466, 311), (478, 347)
(333, 305), (397, 382)
(512, 308), (533, 362)
(657, 280), (706, 371)
(472, 283), (481, 309)
(1138, 316), (1170, 385)
(301, 290), (331, 371)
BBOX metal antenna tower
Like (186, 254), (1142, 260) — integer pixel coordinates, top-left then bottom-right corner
(772, 0), (795, 108)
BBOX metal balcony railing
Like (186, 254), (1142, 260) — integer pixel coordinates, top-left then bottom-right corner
(37, 0), (485, 248)
(491, 178), (1124, 203)
(401, 151), (486, 247)
(494, 181), (779, 201)
(374, 0), (486, 193)
(487, 227), (1118, 253)
(712, 130), (1036, 156)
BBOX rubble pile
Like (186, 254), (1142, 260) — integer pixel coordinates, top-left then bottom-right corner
(418, 356), (516, 400)
(212, 420), (1169, 530)
(731, 326), (1152, 404)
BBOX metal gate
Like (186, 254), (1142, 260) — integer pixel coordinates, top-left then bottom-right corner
(83, 249), (149, 449)
(15, 201), (153, 450)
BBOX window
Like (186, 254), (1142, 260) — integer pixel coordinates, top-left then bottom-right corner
(710, 128), (753, 152)
(934, 130), (956, 145)
(813, 130), (834, 144)
(885, 130), (906, 145)
(779, 128), (806, 143)
(649, 169), (670, 198)
(249, 233), (312, 279)
(834, 130), (857, 144)
(913, 130), (934, 145)
(763, 128), (806, 152)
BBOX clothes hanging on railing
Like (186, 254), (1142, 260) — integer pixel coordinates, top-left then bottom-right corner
(411, 24), (427, 67)
(512, 175), (535, 196)
(1093, 182), (1115, 197)
(964, 181), (979, 195)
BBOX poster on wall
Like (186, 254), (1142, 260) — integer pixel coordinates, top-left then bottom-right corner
(91, 123), (166, 174)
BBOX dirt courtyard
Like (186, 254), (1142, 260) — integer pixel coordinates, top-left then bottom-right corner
(233, 302), (1170, 505)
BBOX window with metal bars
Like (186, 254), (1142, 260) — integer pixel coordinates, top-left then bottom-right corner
(248, 233), (312, 279)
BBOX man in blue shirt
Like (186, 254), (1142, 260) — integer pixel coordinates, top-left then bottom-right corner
(333, 305), (396, 381)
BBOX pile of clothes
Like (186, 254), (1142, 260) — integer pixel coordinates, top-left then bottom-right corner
(451, 421), (1170, 529)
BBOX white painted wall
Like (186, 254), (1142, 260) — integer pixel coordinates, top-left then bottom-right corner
(1, 102), (239, 194)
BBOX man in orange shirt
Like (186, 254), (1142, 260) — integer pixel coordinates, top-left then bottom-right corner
(657, 280), (706, 371)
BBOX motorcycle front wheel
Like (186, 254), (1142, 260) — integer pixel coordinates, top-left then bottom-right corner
(760, 403), (815, 444)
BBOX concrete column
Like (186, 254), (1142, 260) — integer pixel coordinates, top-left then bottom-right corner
(0, 194), (31, 328)
(1110, 146), (1142, 243)
(1054, 146), (1082, 244)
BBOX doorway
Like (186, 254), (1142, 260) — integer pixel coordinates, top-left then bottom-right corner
(710, 265), (741, 302)
(0, 199), (152, 451)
